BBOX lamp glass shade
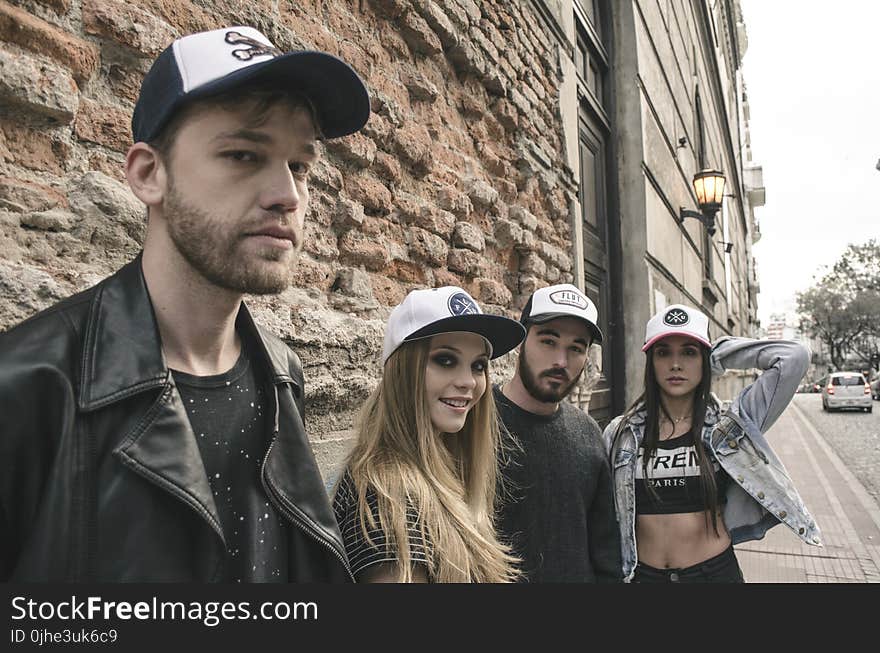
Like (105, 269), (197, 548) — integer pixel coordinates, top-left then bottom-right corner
(692, 169), (725, 207)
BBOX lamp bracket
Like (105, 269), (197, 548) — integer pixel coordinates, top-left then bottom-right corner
(678, 207), (717, 236)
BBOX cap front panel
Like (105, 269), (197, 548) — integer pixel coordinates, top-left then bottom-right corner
(643, 304), (711, 350)
(175, 27), (281, 92)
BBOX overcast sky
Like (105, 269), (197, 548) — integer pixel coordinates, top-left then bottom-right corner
(739, 0), (880, 326)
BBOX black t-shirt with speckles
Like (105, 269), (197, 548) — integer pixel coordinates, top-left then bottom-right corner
(172, 339), (288, 582)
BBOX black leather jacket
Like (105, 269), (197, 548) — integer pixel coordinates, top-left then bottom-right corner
(0, 256), (353, 582)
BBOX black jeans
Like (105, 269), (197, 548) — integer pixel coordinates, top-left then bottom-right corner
(633, 545), (744, 583)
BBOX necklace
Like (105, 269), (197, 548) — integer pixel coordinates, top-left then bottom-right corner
(663, 414), (692, 424)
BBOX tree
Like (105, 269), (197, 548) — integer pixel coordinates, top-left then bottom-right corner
(797, 239), (880, 371)
(797, 282), (863, 370)
(832, 239), (880, 294)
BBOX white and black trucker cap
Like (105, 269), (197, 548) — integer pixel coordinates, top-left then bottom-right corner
(642, 304), (711, 351)
(381, 286), (526, 366)
(519, 283), (603, 343)
(131, 26), (371, 143)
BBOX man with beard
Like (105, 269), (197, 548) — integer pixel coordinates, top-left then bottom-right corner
(494, 283), (622, 582)
(0, 27), (370, 582)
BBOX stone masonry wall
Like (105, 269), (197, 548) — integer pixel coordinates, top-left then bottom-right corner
(0, 0), (579, 480)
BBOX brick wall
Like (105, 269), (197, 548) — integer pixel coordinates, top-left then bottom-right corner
(0, 0), (580, 478)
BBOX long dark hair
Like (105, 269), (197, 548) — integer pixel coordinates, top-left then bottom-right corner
(617, 343), (721, 534)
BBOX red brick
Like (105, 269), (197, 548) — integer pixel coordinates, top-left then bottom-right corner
(338, 229), (391, 270)
(333, 197), (365, 229)
(493, 176), (518, 202)
(0, 122), (69, 174)
(373, 151), (402, 184)
(75, 98), (130, 152)
(413, 206), (455, 238)
(0, 46), (78, 122)
(392, 122), (432, 177)
(33, 0), (72, 13)
(369, 272), (406, 306)
(107, 63), (146, 104)
(289, 255), (335, 292)
(0, 176), (68, 212)
(447, 248), (485, 277)
(453, 221), (485, 252)
(310, 159), (344, 193)
(401, 67), (439, 102)
(139, 0), (215, 35)
(399, 10), (442, 57)
(338, 40), (372, 83)
(0, 2), (100, 83)
(344, 174), (392, 215)
(406, 226), (448, 267)
(368, 0), (409, 19)
(438, 187), (472, 217)
(325, 131), (377, 168)
(476, 277), (512, 306)
(87, 152), (126, 184)
(361, 113), (393, 152)
(387, 259), (428, 284)
(82, 0), (177, 56)
(492, 97), (519, 132)
(433, 268), (462, 288)
(302, 223), (339, 259)
(480, 146), (514, 179)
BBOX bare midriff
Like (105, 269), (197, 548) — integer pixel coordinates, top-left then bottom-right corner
(636, 510), (731, 569)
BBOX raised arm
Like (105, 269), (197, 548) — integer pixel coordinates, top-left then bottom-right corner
(710, 336), (811, 433)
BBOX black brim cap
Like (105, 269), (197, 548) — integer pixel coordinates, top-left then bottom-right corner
(132, 26), (371, 143)
(382, 286), (526, 365)
(404, 314), (526, 360)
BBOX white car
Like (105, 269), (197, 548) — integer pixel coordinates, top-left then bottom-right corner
(822, 372), (873, 413)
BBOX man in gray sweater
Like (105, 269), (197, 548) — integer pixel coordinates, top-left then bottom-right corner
(495, 284), (622, 582)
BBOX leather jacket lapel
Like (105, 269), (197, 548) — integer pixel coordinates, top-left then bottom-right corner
(114, 380), (225, 543)
(78, 256), (166, 411)
(263, 385), (348, 565)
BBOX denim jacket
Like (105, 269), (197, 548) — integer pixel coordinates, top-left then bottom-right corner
(602, 337), (822, 582)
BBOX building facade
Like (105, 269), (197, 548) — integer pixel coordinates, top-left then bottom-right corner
(0, 0), (762, 479)
(534, 0), (763, 415)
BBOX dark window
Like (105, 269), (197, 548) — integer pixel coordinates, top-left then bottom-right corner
(579, 132), (601, 239)
(574, 2), (614, 424)
(832, 376), (866, 386)
(695, 89), (706, 169)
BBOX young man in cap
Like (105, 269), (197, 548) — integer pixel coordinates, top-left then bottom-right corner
(0, 26), (370, 582)
(494, 283), (622, 582)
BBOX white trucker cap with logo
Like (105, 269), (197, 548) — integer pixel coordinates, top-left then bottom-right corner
(642, 304), (711, 351)
(519, 283), (603, 343)
(381, 286), (526, 366)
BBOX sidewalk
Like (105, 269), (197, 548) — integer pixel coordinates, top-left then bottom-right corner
(734, 401), (880, 582)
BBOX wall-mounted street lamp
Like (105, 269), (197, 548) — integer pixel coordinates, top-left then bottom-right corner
(679, 169), (726, 236)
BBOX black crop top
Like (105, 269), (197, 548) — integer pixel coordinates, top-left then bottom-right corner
(635, 431), (730, 515)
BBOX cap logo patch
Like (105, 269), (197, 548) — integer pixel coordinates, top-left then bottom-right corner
(448, 292), (479, 316)
(225, 31), (281, 61)
(549, 290), (588, 310)
(663, 308), (689, 326)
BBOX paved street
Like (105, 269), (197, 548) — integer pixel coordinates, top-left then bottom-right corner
(791, 393), (880, 505)
(735, 394), (880, 582)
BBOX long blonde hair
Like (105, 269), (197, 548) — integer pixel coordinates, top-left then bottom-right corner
(339, 338), (519, 582)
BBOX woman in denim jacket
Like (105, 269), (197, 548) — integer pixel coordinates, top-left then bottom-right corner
(603, 304), (821, 582)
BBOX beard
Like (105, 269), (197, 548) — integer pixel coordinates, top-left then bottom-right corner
(519, 343), (584, 403)
(163, 181), (298, 295)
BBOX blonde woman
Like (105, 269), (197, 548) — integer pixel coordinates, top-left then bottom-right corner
(332, 286), (526, 582)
